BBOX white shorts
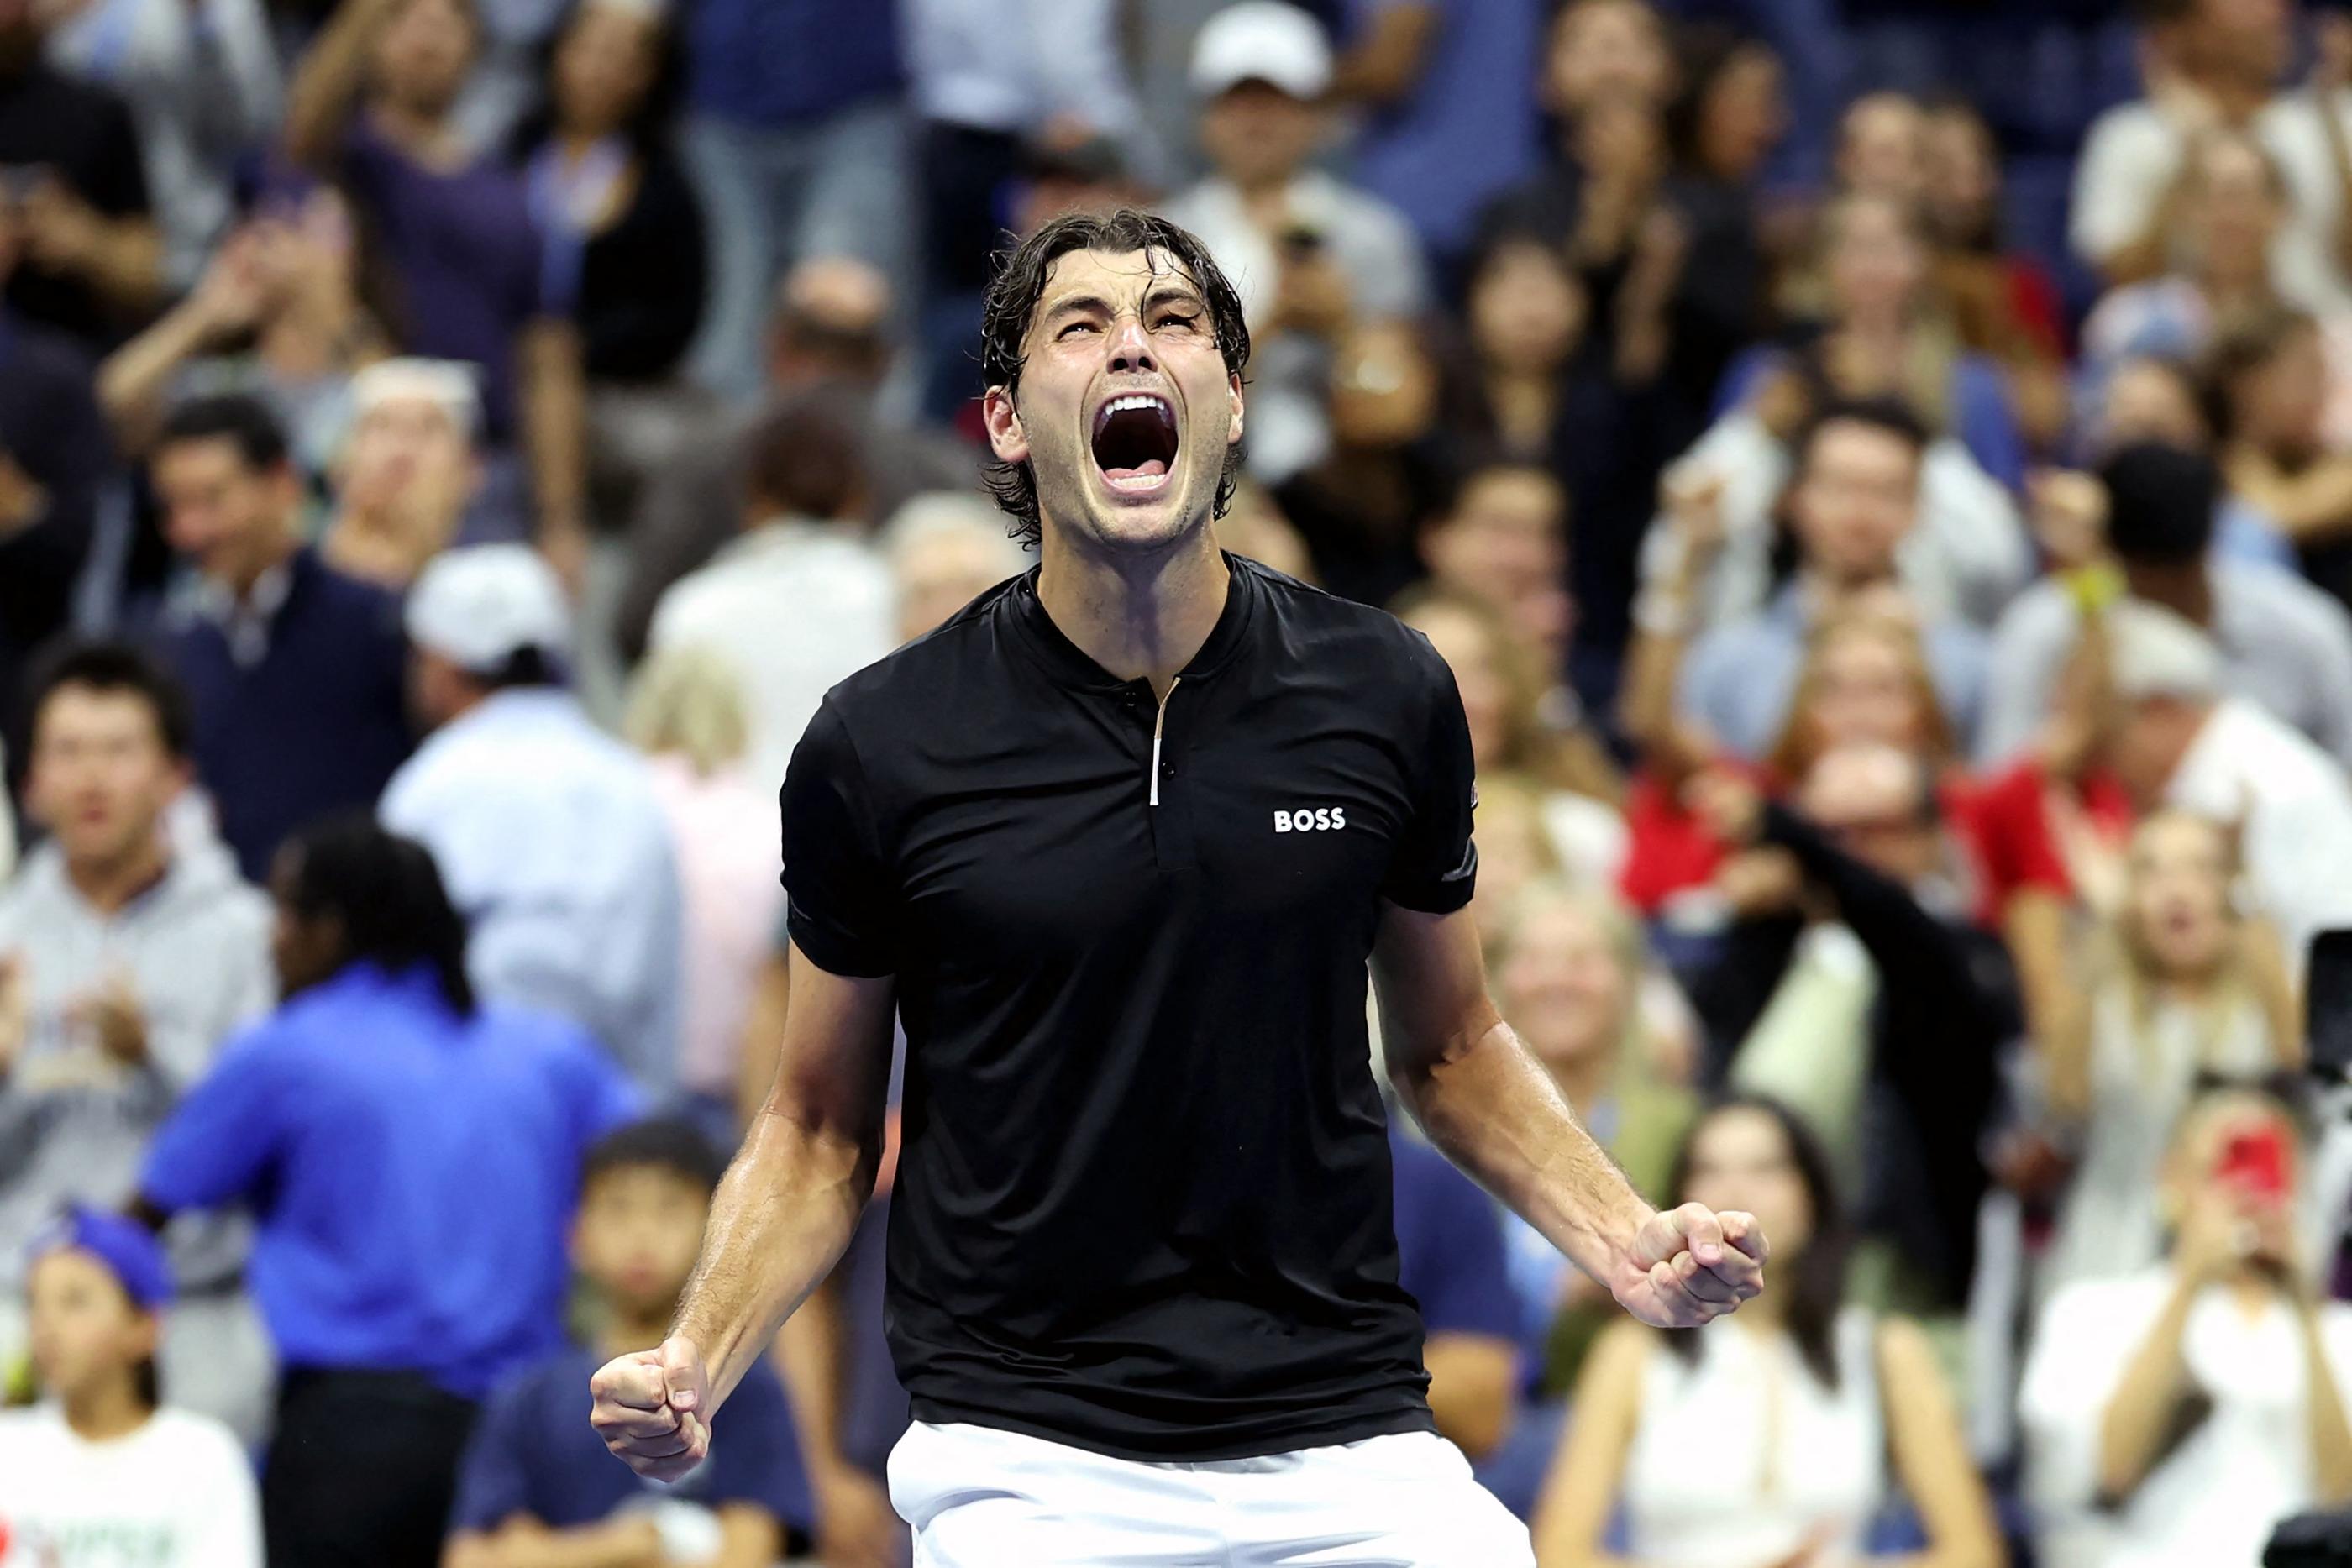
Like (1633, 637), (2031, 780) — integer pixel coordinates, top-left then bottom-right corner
(885, 1418), (1536, 1567)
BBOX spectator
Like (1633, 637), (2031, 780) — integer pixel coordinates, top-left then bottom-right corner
(1439, 235), (1588, 480)
(2022, 1085), (2352, 1568)
(320, 356), (484, 588)
(1394, 588), (1624, 886)
(147, 393), (412, 882)
(679, 0), (904, 400)
(2102, 595), (2352, 973)
(1417, 463), (1573, 668)
(382, 544), (684, 1091)
(616, 255), (976, 663)
(2213, 305), (2352, 609)
(1833, 89), (1926, 207)
(0, 643), (275, 1440)
(0, 238), (116, 766)
(1273, 321), (1452, 604)
(621, 648), (780, 1142)
(1212, 473), (1317, 583)
(2071, 0), (2352, 316)
(0, 0), (161, 349)
(97, 189), (391, 484)
(2041, 810), (2299, 1294)
(284, 0), (588, 577)
(1387, 1124), (1518, 1463)
(1640, 398), (1996, 763)
(647, 392), (890, 791)
(1982, 440), (2352, 768)
(1688, 749), (2016, 1311)
(1164, 2), (1430, 485)
(512, 0), (705, 389)
(446, 1120), (811, 1568)
(1464, 771), (1563, 951)
(1658, 27), (1786, 421)
(0, 1209), (261, 1567)
(134, 818), (639, 1568)
(879, 490), (1032, 645)
(1336, 0), (1546, 265)
(44, 0), (281, 291)
(1533, 1096), (2003, 1568)
(2083, 352), (2296, 570)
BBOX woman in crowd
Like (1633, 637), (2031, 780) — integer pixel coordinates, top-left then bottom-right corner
(2213, 305), (2352, 609)
(1533, 1096), (2003, 1568)
(2040, 811), (2299, 1293)
(1659, 27), (1786, 422)
(2024, 1087), (2352, 1568)
(0, 1208), (262, 1565)
(622, 644), (778, 1147)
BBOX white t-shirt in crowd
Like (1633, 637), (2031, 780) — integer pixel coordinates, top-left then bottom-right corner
(2071, 90), (2352, 316)
(0, 1405), (262, 1568)
(2021, 1268), (2352, 1568)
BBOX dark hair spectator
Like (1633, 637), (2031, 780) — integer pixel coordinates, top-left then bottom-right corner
(27, 641), (195, 762)
(276, 815), (477, 1015)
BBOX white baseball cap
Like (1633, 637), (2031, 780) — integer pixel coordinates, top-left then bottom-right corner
(2106, 596), (2223, 703)
(1190, 2), (1332, 100)
(352, 358), (483, 443)
(405, 544), (571, 674)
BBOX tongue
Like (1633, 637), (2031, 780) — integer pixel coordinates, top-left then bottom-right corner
(1102, 459), (1169, 481)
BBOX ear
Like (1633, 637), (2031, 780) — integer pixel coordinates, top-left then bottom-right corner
(982, 385), (1029, 467)
(1226, 371), (1246, 451)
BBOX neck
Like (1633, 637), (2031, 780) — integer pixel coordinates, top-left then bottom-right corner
(66, 832), (172, 915)
(1487, 368), (1559, 443)
(373, 100), (453, 158)
(2124, 560), (2215, 629)
(1732, 1282), (1793, 1333)
(1036, 526), (1231, 696)
(61, 1379), (150, 1443)
(2196, 71), (2271, 123)
(558, 123), (617, 156)
(217, 530), (298, 601)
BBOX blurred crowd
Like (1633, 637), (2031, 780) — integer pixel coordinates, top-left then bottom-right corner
(8, 0), (2352, 1565)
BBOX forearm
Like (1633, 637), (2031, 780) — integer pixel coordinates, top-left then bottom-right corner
(79, 218), (164, 313)
(284, 0), (396, 169)
(2302, 1306), (2352, 1502)
(2096, 1282), (2201, 1500)
(2007, 891), (2083, 1108)
(520, 319), (586, 542)
(98, 302), (216, 448)
(670, 1101), (877, 1413)
(1391, 1018), (1650, 1298)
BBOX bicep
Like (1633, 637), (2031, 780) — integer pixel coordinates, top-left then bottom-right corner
(1530, 1319), (1649, 1559)
(1371, 902), (1499, 1079)
(1879, 1318), (2000, 1555)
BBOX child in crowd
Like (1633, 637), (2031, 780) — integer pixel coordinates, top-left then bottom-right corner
(0, 1207), (262, 1567)
(445, 1120), (811, 1568)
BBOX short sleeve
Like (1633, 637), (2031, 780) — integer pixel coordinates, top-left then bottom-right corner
(708, 1360), (815, 1532)
(138, 1025), (286, 1214)
(1382, 640), (1477, 913)
(448, 1371), (539, 1534)
(780, 700), (900, 977)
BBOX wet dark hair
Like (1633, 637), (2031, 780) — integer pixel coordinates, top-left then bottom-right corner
(977, 207), (1252, 547)
(28, 642), (196, 761)
(583, 1117), (728, 1199)
(1662, 1095), (1853, 1390)
(279, 815), (476, 1015)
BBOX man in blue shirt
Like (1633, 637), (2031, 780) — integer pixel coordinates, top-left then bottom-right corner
(447, 1120), (811, 1568)
(134, 817), (639, 1568)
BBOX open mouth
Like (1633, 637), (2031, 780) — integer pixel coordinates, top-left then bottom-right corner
(1091, 392), (1179, 494)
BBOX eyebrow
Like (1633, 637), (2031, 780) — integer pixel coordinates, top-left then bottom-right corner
(1039, 293), (1115, 328)
(1141, 285), (1205, 315)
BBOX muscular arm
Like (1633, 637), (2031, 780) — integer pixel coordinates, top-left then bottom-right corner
(591, 945), (894, 1478)
(1372, 902), (1762, 1327)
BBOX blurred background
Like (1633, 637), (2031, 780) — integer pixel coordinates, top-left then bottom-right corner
(8, 0), (2352, 1563)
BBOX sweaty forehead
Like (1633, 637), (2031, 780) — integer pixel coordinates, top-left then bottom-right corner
(1034, 248), (1206, 317)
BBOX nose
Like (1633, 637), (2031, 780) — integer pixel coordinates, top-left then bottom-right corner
(1105, 315), (1158, 376)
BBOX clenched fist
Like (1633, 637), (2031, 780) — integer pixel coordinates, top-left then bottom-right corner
(590, 1336), (713, 1482)
(1614, 1203), (1768, 1329)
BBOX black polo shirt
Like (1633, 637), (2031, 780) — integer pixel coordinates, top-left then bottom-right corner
(781, 553), (1478, 1461)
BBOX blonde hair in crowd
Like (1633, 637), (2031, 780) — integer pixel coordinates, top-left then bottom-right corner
(622, 645), (752, 777)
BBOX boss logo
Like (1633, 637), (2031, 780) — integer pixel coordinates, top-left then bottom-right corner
(1273, 807), (1347, 833)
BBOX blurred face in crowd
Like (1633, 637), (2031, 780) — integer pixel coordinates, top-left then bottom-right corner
(553, 0), (661, 137)
(1198, 80), (1323, 190)
(1679, 1106), (1815, 1265)
(2099, 358), (2212, 454)
(2164, 1092), (2302, 1271)
(26, 684), (186, 874)
(372, 0), (480, 118)
(2176, 0), (2291, 89)
(339, 393), (480, 531)
(1824, 195), (1928, 327)
(573, 1164), (709, 1324)
(1836, 94), (1926, 206)
(26, 1250), (155, 1409)
(2125, 810), (2236, 979)
(267, 849), (347, 999)
(2109, 693), (2210, 811)
(1799, 742), (1940, 884)
(153, 436), (302, 592)
(2183, 134), (2284, 285)
(1497, 890), (1633, 1075)
(984, 247), (1243, 558)
(1695, 44), (1788, 186)
(1328, 322), (1439, 449)
(1467, 780), (1557, 948)
(891, 525), (1021, 644)
(1469, 240), (1587, 379)
(1421, 468), (1572, 662)
(1793, 619), (1933, 759)
(1789, 418), (1920, 589)
(1547, 0), (1672, 118)
(1920, 106), (1999, 250)
(2227, 320), (2328, 459)
(769, 256), (894, 390)
(1402, 600), (1511, 770)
